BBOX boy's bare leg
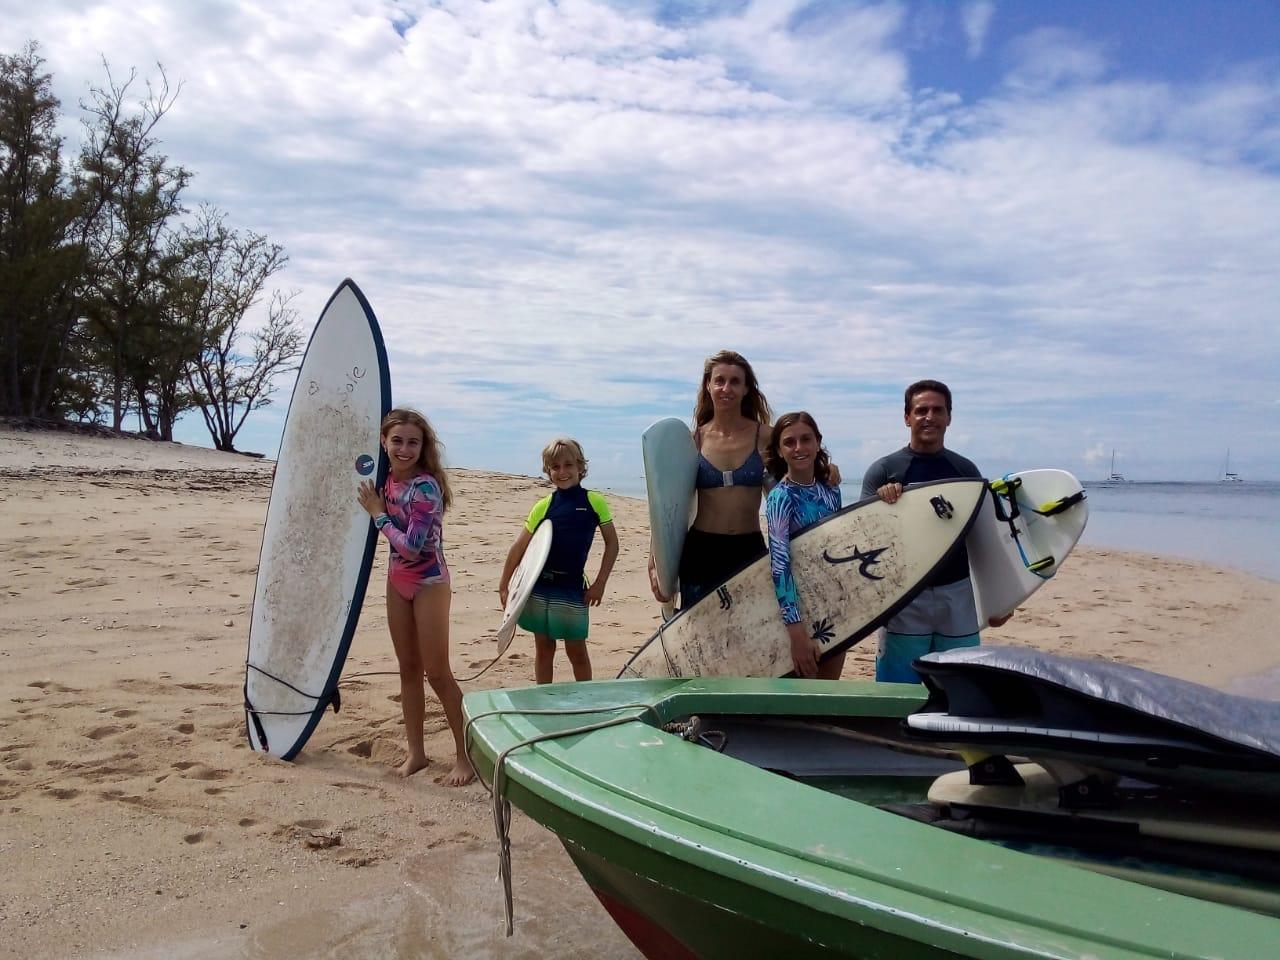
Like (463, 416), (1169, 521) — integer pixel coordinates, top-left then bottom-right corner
(564, 640), (592, 681)
(533, 633), (556, 684)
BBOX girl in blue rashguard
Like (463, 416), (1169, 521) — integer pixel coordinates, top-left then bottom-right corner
(764, 411), (844, 679)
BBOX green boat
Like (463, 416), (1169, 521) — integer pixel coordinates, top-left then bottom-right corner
(462, 654), (1280, 959)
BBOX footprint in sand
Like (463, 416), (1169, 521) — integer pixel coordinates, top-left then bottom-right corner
(176, 722), (195, 734)
(183, 831), (206, 844)
(85, 725), (126, 740)
(330, 780), (380, 793)
(347, 740), (374, 758)
(238, 817), (259, 828)
(27, 680), (81, 693)
(46, 787), (80, 800)
(183, 765), (229, 781)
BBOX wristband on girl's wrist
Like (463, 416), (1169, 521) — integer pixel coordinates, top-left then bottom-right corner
(374, 513), (391, 529)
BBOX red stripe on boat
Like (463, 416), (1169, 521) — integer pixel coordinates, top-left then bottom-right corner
(590, 885), (700, 960)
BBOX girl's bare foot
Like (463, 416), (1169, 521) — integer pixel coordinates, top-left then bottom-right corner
(438, 758), (476, 787)
(397, 755), (429, 777)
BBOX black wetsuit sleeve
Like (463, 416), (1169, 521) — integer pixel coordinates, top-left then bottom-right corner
(861, 449), (910, 498)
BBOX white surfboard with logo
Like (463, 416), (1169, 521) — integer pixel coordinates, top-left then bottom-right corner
(618, 479), (987, 679)
(245, 279), (390, 760)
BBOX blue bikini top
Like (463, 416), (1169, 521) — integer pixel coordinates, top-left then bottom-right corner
(695, 424), (766, 489)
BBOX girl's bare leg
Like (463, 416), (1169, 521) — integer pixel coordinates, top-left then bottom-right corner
(816, 649), (846, 681)
(414, 584), (475, 786)
(533, 633), (556, 684)
(386, 588), (429, 776)
(564, 640), (592, 681)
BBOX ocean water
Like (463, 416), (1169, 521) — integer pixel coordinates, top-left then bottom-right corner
(1076, 481), (1280, 582)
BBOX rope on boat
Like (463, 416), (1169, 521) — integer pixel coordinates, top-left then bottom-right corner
(662, 715), (728, 751)
(462, 703), (664, 937)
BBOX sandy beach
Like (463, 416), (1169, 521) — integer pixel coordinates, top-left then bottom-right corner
(2, 425), (1279, 959)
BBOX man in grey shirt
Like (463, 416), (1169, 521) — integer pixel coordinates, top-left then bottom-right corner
(861, 379), (1008, 682)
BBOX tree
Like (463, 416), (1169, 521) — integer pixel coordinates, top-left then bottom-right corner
(0, 42), (82, 418)
(77, 61), (188, 431)
(178, 206), (302, 451)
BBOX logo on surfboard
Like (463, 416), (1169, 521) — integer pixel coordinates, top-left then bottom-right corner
(822, 545), (887, 580)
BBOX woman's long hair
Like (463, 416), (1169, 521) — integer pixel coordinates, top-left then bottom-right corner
(692, 349), (772, 427)
(765, 411), (831, 485)
(380, 408), (453, 509)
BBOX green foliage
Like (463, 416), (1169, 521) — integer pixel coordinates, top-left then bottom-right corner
(0, 41), (296, 443)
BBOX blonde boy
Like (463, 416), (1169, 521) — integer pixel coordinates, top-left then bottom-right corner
(498, 438), (619, 683)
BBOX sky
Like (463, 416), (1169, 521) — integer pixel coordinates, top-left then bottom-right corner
(4, 0), (1278, 488)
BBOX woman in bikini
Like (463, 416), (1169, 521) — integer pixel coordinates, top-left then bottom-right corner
(648, 350), (840, 609)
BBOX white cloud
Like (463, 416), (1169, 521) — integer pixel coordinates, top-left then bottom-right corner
(961, 1), (994, 60)
(2, 0), (1277, 481)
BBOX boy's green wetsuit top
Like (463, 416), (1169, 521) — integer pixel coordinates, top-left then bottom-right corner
(525, 485), (612, 587)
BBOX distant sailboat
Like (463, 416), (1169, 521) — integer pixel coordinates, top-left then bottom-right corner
(1105, 449), (1128, 483)
(1222, 449), (1243, 483)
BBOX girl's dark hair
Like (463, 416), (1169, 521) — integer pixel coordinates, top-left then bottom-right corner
(765, 411), (831, 484)
(692, 349), (772, 427)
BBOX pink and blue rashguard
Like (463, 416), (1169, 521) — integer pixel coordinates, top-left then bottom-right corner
(375, 472), (449, 600)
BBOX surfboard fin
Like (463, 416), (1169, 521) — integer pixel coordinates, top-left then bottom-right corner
(965, 752), (1025, 787)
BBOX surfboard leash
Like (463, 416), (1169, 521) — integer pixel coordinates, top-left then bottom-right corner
(243, 661), (342, 754)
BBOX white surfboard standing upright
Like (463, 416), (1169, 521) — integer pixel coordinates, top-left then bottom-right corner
(619, 479), (988, 679)
(494, 521), (553, 656)
(967, 468), (1089, 624)
(642, 418), (700, 620)
(245, 279), (391, 760)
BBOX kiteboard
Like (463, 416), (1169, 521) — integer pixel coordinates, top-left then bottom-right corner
(967, 469), (1088, 624)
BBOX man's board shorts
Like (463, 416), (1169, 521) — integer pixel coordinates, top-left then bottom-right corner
(877, 578), (980, 684)
(518, 581), (588, 642)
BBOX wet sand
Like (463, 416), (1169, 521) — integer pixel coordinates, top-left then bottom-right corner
(2, 426), (1279, 959)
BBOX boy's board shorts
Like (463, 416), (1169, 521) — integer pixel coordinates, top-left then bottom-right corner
(876, 578), (980, 684)
(518, 582), (588, 641)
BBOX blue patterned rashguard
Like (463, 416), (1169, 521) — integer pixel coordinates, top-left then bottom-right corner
(765, 479), (842, 624)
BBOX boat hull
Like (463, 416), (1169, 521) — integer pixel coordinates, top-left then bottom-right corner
(463, 678), (1280, 960)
